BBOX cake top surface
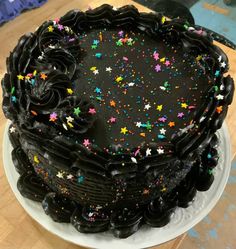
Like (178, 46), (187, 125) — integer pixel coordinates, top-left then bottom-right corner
(73, 28), (212, 151)
(2, 4), (233, 159)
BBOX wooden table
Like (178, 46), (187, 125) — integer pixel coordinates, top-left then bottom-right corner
(0, 0), (235, 248)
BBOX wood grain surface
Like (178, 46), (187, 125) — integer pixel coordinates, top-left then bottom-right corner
(0, 1), (235, 249)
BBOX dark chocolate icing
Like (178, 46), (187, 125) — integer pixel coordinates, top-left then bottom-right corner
(2, 4), (234, 238)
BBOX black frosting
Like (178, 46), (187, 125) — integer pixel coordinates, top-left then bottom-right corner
(2, 4), (234, 238)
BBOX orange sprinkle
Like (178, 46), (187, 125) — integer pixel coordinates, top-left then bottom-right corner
(140, 133), (146, 137)
(168, 121), (175, 127)
(110, 100), (116, 107)
(216, 106), (223, 114)
(31, 110), (38, 116)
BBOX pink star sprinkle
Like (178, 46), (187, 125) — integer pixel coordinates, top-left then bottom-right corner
(109, 117), (117, 123)
(155, 64), (161, 72)
(177, 112), (184, 118)
(83, 139), (91, 147)
(58, 24), (64, 30)
(54, 17), (60, 24)
(49, 112), (57, 122)
(153, 51), (159, 61)
(158, 117), (167, 122)
(165, 60), (170, 66)
(118, 30), (124, 37)
(88, 108), (96, 115)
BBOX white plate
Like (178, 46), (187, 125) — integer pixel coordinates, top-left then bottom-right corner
(2, 121), (231, 249)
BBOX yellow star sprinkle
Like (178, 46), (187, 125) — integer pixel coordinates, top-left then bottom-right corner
(48, 25), (54, 32)
(160, 57), (166, 63)
(17, 75), (24, 80)
(67, 88), (73, 95)
(156, 105), (163, 111)
(196, 55), (202, 61)
(161, 16), (166, 24)
(181, 103), (188, 109)
(120, 127), (128, 134)
(34, 155), (39, 164)
(90, 66), (97, 71)
(115, 76), (123, 83)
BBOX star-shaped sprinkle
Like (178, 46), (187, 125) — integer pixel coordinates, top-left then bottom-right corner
(67, 174), (73, 179)
(177, 112), (184, 118)
(127, 38), (133, 43)
(90, 66), (97, 71)
(120, 127), (128, 134)
(78, 175), (84, 183)
(131, 157), (137, 164)
(106, 67), (112, 72)
(168, 121), (175, 127)
(74, 107), (81, 116)
(161, 16), (166, 24)
(9, 126), (16, 133)
(200, 116), (206, 122)
(155, 64), (161, 72)
(146, 148), (152, 157)
(91, 44), (97, 49)
(144, 104), (151, 110)
(216, 106), (223, 114)
(159, 128), (166, 135)
(221, 61), (226, 68)
(118, 30), (124, 37)
(157, 148), (164, 154)
(156, 105), (163, 111)
(48, 25), (54, 32)
(181, 103), (188, 109)
(136, 122), (142, 128)
(128, 82), (135, 87)
(158, 117), (167, 122)
(17, 74), (24, 80)
(83, 139), (91, 147)
(34, 155), (39, 164)
(160, 57), (166, 63)
(11, 96), (17, 103)
(57, 171), (64, 178)
(95, 53), (102, 59)
(93, 39), (99, 45)
(40, 73), (47, 80)
(215, 70), (220, 77)
(66, 116), (74, 123)
(58, 24), (64, 30)
(153, 51), (159, 61)
(216, 94), (224, 100)
(116, 39), (123, 46)
(93, 69), (99, 75)
(109, 117), (117, 123)
(49, 112), (57, 122)
(165, 60), (170, 66)
(67, 88), (73, 94)
(110, 100), (116, 107)
(88, 108), (96, 115)
(95, 87), (101, 94)
(115, 76), (123, 83)
(54, 17), (60, 24)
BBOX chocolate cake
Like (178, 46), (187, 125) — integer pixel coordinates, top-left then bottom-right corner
(2, 4), (234, 238)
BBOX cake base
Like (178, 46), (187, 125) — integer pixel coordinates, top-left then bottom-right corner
(2, 121), (231, 249)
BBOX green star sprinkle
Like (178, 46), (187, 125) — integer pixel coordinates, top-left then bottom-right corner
(74, 107), (81, 116)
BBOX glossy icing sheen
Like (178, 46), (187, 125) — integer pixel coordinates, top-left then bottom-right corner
(1, 4), (234, 238)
